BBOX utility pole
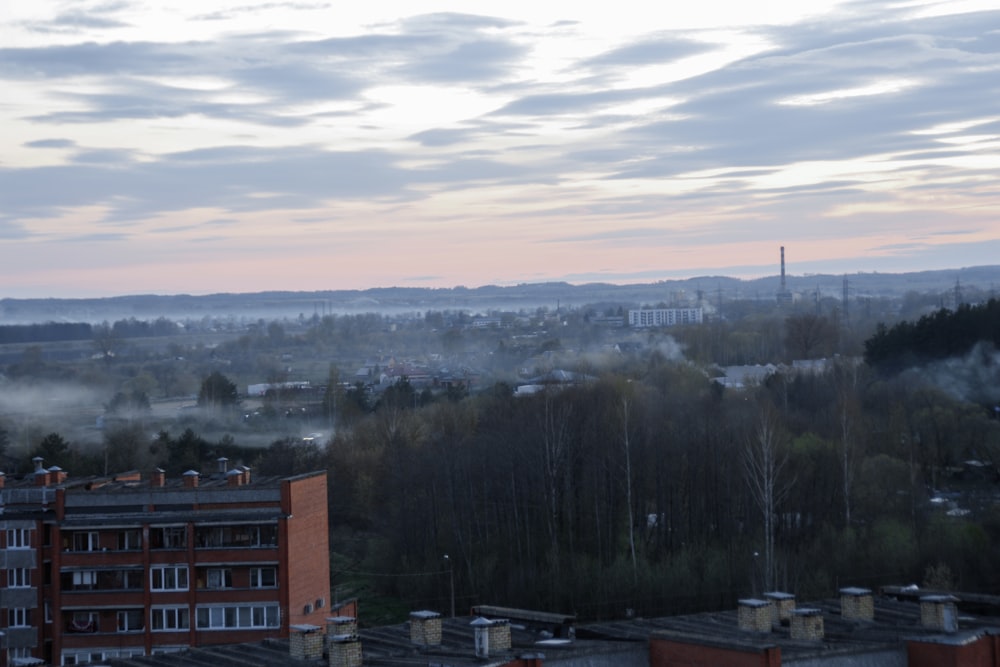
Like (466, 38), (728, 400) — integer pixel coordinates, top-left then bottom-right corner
(443, 554), (455, 618)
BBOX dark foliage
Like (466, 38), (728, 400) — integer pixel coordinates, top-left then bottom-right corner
(865, 299), (1000, 373)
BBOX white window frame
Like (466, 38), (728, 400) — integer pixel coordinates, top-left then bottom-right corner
(249, 566), (277, 588)
(72, 570), (98, 589)
(8, 567), (30, 588)
(9, 607), (31, 627)
(151, 606), (190, 632)
(205, 567), (232, 589)
(195, 604), (279, 630)
(151, 565), (189, 591)
(117, 609), (144, 632)
(6, 528), (32, 549)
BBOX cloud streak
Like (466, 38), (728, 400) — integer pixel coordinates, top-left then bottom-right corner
(1, 1), (999, 296)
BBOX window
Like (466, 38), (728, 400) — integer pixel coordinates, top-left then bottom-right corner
(150, 526), (187, 549)
(195, 524), (277, 548)
(68, 611), (98, 633)
(195, 604), (279, 630)
(117, 610), (144, 632)
(72, 531), (100, 551)
(117, 529), (141, 550)
(204, 568), (232, 589)
(6, 528), (31, 549)
(151, 565), (188, 591)
(249, 567), (277, 588)
(9, 608), (31, 627)
(151, 606), (190, 631)
(8, 567), (30, 588)
(72, 570), (97, 590)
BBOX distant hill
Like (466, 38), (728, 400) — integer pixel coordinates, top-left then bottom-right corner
(1, 266), (997, 324)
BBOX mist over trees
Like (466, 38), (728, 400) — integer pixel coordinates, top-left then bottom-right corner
(0, 283), (999, 622)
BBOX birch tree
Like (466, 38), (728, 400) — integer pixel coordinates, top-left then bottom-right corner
(742, 404), (793, 592)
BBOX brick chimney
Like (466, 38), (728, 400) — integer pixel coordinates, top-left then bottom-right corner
(840, 587), (874, 621)
(34, 467), (51, 486)
(49, 465), (68, 484)
(920, 595), (959, 632)
(240, 465), (251, 484)
(764, 591), (796, 625)
(226, 468), (244, 487)
(738, 599), (773, 632)
(289, 624), (324, 660)
(0, 471), (5, 489)
(150, 468), (166, 487)
(790, 608), (825, 640)
(409, 610), (442, 646)
(183, 470), (199, 488)
(328, 633), (362, 667)
(327, 616), (357, 638)
(487, 618), (511, 652)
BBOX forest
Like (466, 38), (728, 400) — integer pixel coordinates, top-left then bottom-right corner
(1, 292), (999, 624)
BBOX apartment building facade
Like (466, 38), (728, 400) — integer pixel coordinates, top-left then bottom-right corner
(0, 461), (330, 666)
(627, 308), (703, 328)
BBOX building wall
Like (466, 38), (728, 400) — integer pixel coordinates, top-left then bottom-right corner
(281, 471), (331, 628)
(907, 634), (1000, 667)
(650, 637), (781, 667)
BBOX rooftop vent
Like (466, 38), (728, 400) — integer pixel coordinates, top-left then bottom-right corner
(328, 632), (362, 667)
(789, 608), (824, 641)
(764, 591), (796, 625)
(288, 624), (323, 660)
(409, 610), (442, 647)
(738, 599), (774, 633)
(840, 587), (874, 622)
(920, 595), (959, 633)
(183, 470), (199, 488)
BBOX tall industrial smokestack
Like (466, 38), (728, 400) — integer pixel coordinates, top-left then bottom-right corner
(776, 246), (792, 305)
(780, 246), (786, 291)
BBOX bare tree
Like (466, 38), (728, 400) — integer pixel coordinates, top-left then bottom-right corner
(742, 403), (794, 592)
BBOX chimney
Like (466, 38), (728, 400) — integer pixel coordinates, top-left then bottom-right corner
(764, 591), (796, 625)
(34, 467), (51, 487)
(328, 633), (362, 667)
(472, 617), (493, 658)
(327, 616), (357, 637)
(839, 587), (874, 622)
(289, 624), (324, 660)
(780, 246), (787, 291)
(920, 595), (959, 632)
(789, 608), (824, 641)
(217, 457), (228, 474)
(0, 472), (5, 489)
(49, 465), (68, 484)
(241, 465), (251, 485)
(32, 456), (44, 471)
(226, 468), (244, 487)
(487, 618), (511, 652)
(183, 470), (200, 488)
(150, 468), (166, 487)
(738, 599), (773, 632)
(409, 610), (442, 646)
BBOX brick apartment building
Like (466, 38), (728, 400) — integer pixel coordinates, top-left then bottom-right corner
(0, 459), (330, 666)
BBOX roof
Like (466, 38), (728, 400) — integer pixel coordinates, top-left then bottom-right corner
(581, 593), (1000, 661)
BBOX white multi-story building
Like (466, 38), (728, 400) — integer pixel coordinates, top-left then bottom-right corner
(628, 308), (703, 328)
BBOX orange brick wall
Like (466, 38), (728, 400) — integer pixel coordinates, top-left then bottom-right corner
(650, 637), (782, 667)
(282, 472), (331, 629)
(907, 634), (1000, 667)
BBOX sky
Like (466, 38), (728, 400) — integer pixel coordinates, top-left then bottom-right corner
(1, 0), (999, 298)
